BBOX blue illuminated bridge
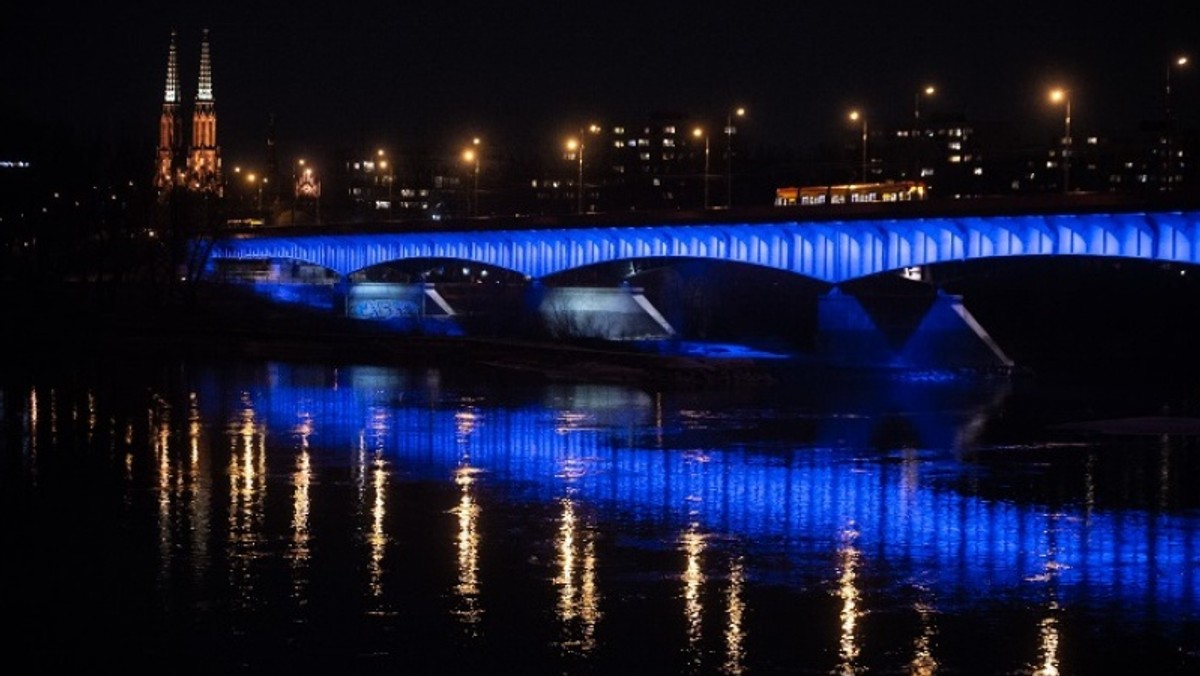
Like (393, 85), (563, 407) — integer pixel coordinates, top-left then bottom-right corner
(203, 195), (1200, 284)
(198, 194), (1200, 368)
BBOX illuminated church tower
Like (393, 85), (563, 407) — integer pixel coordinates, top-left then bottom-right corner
(186, 29), (222, 195)
(153, 30), (184, 195)
(154, 28), (222, 199)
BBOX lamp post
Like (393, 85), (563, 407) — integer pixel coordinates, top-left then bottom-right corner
(1049, 88), (1071, 193)
(1166, 55), (1189, 191)
(849, 110), (868, 183)
(725, 106), (745, 208)
(377, 148), (393, 218)
(693, 127), (710, 209)
(566, 137), (584, 214)
(912, 85), (935, 179)
(291, 158), (305, 224)
(566, 125), (598, 214)
(246, 172), (264, 212)
(463, 137), (481, 216)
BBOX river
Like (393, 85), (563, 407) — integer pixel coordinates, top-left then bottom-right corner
(3, 344), (1199, 674)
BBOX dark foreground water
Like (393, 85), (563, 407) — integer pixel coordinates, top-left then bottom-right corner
(4, 349), (1200, 675)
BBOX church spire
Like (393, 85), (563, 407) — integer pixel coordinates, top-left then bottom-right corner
(154, 29), (184, 197)
(187, 28), (222, 195)
(196, 28), (213, 103)
(164, 29), (180, 104)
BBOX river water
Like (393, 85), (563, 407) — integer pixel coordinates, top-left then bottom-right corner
(4, 347), (1200, 674)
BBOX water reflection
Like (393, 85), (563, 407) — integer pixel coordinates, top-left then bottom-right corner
(836, 526), (862, 676)
(723, 555), (746, 675)
(290, 411), (313, 599)
(188, 392), (209, 583)
(555, 495), (600, 654)
(5, 358), (1200, 673)
(1030, 515), (1065, 676)
(681, 522), (707, 670)
(910, 594), (939, 676)
(177, 362), (1200, 619)
(360, 405), (391, 600)
(453, 462), (483, 627)
(227, 392), (267, 610)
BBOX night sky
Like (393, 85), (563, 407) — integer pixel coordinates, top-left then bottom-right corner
(2, 1), (1196, 175)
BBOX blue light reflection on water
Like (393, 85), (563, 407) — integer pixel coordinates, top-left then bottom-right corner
(6, 356), (1200, 673)
(195, 361), (1200, 620)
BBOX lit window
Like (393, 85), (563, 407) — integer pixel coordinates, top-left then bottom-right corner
(663, 126), (676, 134)
(973, 167), (983, 176)
(663, 139), (676, 148)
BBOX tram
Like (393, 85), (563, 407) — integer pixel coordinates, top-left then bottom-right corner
(774, 180), (927, 206)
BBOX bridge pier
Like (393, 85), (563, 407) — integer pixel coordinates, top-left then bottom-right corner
(345, 282), (464, 336)
(531, 284), (675, 341)
(816, 288), (1013, 370)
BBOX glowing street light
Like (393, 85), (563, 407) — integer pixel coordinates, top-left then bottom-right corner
(565, 137), (583, 214)
(243, 170), (266, 211)
(725, 106), (746, 208)
(1165, 55), (1189, 191)
(913, 85), (936, 125)
(566, 125), (599, 214)
(1049, 88), (1072, 193)
(693, 127), (710, 209)
(377, 148), (393, 218)
(463, 137), (481, 216)
(849, 109), (868, 183)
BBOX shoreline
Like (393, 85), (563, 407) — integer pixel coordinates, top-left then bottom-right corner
(13, 285), (780, 388)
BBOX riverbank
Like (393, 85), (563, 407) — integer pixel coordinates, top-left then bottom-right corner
(13, 281), (779, 389)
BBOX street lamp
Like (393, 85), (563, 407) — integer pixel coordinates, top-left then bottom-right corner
(377, 148), (393, 218)
(1165, 55), (1189, 191)
(912, 85), (935, 179)
(463, 137), (481, 216)
(566, 125), (599, 214)
(693, 127), (710, 209)
(1049, 88), (1072, 193)
(849, 110), (868, 183)
(725, 106), (746, 208)
(245, 171), (264, 211)
(291, 159), (305, 224)
(566, 137), (583, 214)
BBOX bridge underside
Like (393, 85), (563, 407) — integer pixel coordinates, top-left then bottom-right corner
(198, 208), (1200, 372)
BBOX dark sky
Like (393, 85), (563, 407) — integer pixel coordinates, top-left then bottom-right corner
(2, 1), (1196, 175)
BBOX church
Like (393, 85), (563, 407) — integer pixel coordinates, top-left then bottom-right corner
(153, 29), (222, 199)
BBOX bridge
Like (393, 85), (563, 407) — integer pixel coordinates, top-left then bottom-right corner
(204, 194), (1200, 283)
(198, 193), (1200, 370)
